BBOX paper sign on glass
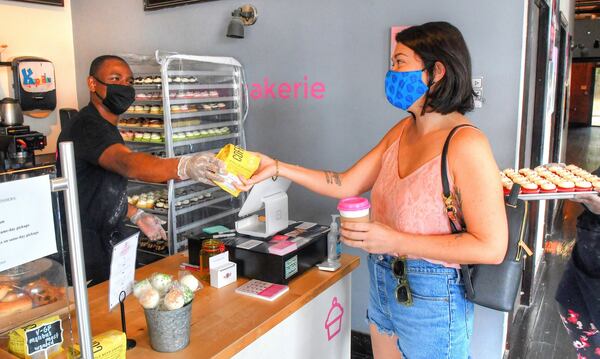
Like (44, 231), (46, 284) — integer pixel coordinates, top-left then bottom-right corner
(0, 175), (57, 272)
(109, 232), (139, 311)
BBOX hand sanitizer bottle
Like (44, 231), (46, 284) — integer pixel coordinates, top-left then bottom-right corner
(318, 215), (341, 271)
(327, 215), (341, 261)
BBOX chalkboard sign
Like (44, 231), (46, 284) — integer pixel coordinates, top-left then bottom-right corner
(25, 319), (63, 356)
(8, 0), (64, 6)
(144, 0), (218, 11)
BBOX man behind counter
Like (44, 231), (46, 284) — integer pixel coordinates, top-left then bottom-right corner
(58, 55), (225, 285)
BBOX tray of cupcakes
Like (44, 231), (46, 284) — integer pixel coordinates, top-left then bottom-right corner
(501, 164), (599, 201)
(128, 188), (216, 213)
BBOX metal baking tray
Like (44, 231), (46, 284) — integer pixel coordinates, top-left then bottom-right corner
(518, 191), (598, 201)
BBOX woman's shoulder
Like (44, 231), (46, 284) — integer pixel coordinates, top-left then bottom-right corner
(381, 116), (412, 149)
(447, 120), (489, 151)
(446, 121), (496, 174)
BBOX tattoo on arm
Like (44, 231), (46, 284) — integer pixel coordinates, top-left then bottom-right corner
(332, 172), (342, 186)
(453, 185), (463, 208)
(324, 171), (342, 186)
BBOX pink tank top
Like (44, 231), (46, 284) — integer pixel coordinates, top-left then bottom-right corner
(371, 135), (460, 268)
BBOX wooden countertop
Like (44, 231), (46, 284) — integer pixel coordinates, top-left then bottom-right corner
(81, 253), (360, 358)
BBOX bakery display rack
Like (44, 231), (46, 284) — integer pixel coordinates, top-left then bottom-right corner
(121, 52), (248, 258)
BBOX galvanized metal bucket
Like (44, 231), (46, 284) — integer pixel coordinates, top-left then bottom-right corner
(144, 302), (192, 352)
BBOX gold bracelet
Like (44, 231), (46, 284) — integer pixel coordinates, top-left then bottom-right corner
(272, 160), (279, 181)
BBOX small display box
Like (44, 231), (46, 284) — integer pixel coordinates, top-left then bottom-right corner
(221, 222), (329, 284)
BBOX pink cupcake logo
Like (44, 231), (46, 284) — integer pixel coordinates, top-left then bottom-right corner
(324, 297), (344, 341)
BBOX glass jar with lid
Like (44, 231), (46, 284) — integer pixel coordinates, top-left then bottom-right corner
(199, 239), (225, 281)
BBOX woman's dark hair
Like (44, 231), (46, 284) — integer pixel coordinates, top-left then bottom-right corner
(395, 22), (474, 115)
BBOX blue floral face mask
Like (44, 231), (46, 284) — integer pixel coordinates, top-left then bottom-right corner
(384, 69), (429, 111)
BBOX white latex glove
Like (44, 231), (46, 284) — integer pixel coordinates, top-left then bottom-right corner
(571, 192), (600, 215)
(177, 152), (226, 185)
(131, 209), (167, 241)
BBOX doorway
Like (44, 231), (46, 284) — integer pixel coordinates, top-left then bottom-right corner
(592, 67), (600, 125)
(568, 59), (599, 127)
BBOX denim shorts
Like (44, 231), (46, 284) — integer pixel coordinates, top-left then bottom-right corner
(366, 254), (474, 359)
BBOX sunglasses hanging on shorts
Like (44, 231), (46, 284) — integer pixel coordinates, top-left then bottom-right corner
(392, 257), (413, 306)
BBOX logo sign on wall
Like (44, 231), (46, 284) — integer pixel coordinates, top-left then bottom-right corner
(18, 61), (55, 94)
(324, 296), (345, 341)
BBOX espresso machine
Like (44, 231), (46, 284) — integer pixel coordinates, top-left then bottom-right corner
(0, 98), (47, 171)
(0, 52), (51, 172)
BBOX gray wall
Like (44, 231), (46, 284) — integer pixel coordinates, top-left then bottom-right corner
(71, 1), (526, 357)
(573, 18), (600, 58)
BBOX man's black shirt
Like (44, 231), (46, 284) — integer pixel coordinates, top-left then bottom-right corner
(57, 103), (128, 284)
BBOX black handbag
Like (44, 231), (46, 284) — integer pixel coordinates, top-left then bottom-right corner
(441, 125), (531, 312)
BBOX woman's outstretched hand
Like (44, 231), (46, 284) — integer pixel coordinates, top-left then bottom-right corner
(235, 151), (278, 192)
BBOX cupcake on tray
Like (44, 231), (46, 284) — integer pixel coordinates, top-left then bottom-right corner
(539, 181), (557, 193)
(501, 179), (513, 196)
(134, 132), (145, 141)
(520, 182), (539, 194)
(556, 179), (575, 192)
(519, 168), (533, 176)
(575, 180), (593, 192)
(150, 133), (162, 143)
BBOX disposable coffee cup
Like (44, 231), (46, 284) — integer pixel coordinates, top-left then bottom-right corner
(337, 197), (371, 225)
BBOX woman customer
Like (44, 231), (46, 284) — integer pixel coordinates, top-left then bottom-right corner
(239, 22), (508, 358)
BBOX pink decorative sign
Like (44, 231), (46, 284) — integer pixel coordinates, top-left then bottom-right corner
(324, 296), (344, 341)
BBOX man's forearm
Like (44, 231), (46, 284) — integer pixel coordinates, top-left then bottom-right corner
(123, 152), (180, 183)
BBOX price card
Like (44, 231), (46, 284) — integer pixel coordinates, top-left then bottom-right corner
(0, 175), (57, 272)
(25, 318), (63, 357)
(108, 232), (139, 311)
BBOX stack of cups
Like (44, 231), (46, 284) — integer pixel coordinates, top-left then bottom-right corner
(337, 197), (371, 226)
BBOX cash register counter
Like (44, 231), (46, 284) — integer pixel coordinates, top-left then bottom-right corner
(82, 253), (360, 358)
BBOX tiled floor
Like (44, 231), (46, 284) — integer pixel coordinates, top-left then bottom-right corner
(351, 331), (374, 359)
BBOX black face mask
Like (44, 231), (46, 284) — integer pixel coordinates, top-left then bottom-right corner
(93, 77), (135, 115)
